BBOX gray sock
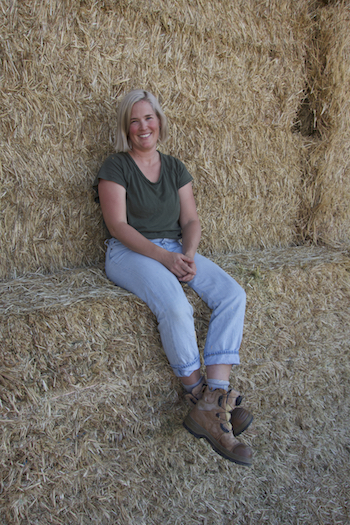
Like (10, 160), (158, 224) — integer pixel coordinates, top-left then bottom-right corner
(182, 376), (204, 393)
(207, 378), (230, 392)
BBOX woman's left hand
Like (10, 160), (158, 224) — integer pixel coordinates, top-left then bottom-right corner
(161, 251), (196, 281)
(178, 257), (197, 282)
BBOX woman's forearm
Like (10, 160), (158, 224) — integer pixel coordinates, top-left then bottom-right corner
(108, 221), (167, 262)
(181, 219), (201, 259)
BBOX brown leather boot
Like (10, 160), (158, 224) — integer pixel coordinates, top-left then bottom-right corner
(183, 386), (253, 466)
(184, 376), (207, 407)
(185, 380), (253, 436)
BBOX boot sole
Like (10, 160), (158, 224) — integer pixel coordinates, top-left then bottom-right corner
(183, 415), (252, 466)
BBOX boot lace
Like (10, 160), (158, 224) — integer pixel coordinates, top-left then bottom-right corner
(217, 389), (243, 432)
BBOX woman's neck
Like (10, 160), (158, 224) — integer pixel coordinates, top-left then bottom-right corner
(128, 148), (161, 183)
(129, 147), (159, 166)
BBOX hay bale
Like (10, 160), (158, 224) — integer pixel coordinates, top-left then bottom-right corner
(0, 0), (314, 278)
(297, 2), (350, 245)
(1, 1), (350, 522)
(1, 247), (349, 524)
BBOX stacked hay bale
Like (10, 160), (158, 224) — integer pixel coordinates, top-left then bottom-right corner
(298, 2), (350, 245)
(1, 0), (313, 279)
(1, 0), (350, 524)
(1, 248), (349, 524)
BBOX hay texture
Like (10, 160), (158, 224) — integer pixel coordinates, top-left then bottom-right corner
(0, 0), (316, 279)
(1, 1), (350, 523)
(1, 247), (349, 524)
(298, 2), (350, 246)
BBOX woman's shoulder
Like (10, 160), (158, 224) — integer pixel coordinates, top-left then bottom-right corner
(159, 151), (187, 170)
(101, 151), (130, 168)
(159, 152), (193, 186)
(93, 152), (132, 190)
(100, 151), (134, 177)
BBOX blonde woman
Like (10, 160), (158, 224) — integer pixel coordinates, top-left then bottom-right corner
(94, 89), (253, 466)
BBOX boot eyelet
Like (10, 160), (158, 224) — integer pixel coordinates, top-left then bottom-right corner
(236, 395), (243, 406)
(220, 423), (230, 433)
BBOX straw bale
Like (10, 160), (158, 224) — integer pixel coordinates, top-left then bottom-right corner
(297, 2), (350, 245)
(0, 0), (314, 278)
(1, 245), (349, 317)
(1, 1), (350, 522)
(1, 247), (349, 524)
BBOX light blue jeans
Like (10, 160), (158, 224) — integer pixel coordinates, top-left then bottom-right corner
(105, 238), (246, 378)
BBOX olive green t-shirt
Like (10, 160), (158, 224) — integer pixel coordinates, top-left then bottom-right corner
(93, 151), (193, 239)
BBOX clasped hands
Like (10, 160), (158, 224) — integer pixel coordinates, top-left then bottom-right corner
(163, 251), (197, 282)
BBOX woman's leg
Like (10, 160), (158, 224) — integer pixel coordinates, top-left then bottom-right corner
(187, 253), (246, 370)
(183, 259), (252, 464)
(105, 239), (245, 380)
(105, 238), (201, 378)
(181, 370), (202, 385)
(206, 364), (232, 381)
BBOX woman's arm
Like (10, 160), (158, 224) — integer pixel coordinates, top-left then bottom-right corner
(178, 182), (202, 282)
(98, 178), (161, 257)
(98, 179), (197, 280)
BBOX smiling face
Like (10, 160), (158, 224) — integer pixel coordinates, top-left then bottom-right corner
(128, 100), (161, 154)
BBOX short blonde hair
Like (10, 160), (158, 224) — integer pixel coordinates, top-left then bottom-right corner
(115, 89), (169, 152)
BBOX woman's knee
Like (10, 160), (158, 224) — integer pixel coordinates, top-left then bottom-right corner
(159, 297), (193, 323)
(235, 282), (246, 306)
(219, 273), (246, 300)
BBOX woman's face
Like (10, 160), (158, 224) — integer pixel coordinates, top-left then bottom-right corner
(128, 100), (160, 153)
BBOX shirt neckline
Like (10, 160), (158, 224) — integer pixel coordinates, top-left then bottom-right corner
(126, 151), (163, 185)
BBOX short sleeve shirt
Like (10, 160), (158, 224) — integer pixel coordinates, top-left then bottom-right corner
(93, 151), (193, 239)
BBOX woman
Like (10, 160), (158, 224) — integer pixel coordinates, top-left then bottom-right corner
(94, 89), (253, 466)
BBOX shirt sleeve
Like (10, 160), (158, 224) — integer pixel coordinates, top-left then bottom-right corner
(96, 155), (128, 188)
(92, 154), (128, 202)
(174, 157), (193, 189)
